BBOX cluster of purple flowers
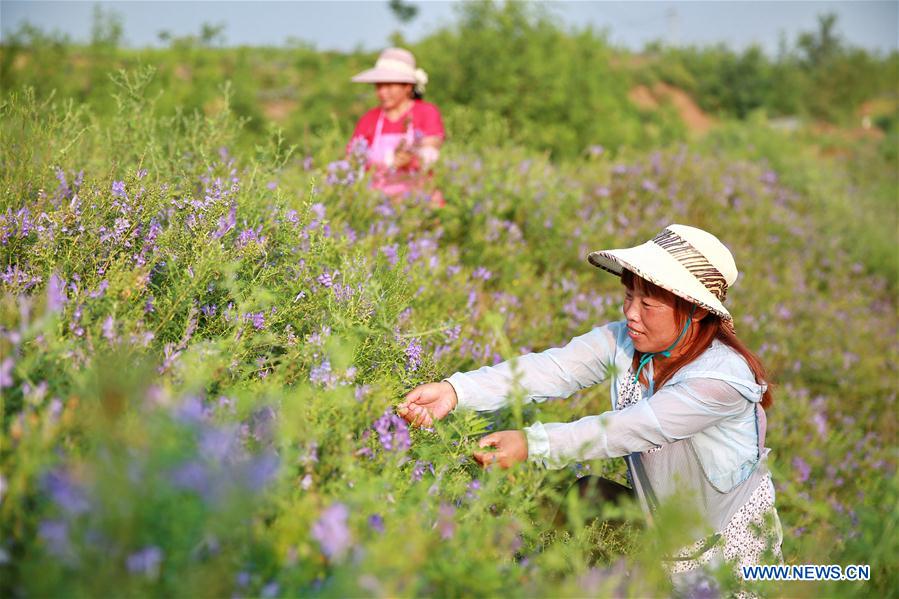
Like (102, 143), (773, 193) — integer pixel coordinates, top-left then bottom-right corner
(53, 167), (84, 203)
(411, 460), (434, 483)
(236, 225), (266, 249)
(0, 264), (42, 290)
(325, 160), (361, 186)
(380, 244), (400, 266)
(793, 456), (812, 484)
(373, 409), (411, 453)
(404, 337), (423, 372)
(436, 503), (455, 540)
(244, 311), (266, 330)
(316, 269), (336, 288)
(309, 358), (336, 388)
(311, 503), (351, 559)
(472, 266), (493, 281)
(46, 274), (67, 312)
(0, 206), (37, 245)
(126, 546), (164, 578)
(214, 203), (237, 239)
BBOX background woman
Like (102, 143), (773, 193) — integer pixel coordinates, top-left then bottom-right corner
(399, 224), (783, 587)
(349, 47), (445, 203)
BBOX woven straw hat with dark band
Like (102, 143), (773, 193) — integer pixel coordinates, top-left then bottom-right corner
(587, 224), (738, 323)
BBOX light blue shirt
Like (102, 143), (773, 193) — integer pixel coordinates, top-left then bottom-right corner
(447, 321), (768, 495)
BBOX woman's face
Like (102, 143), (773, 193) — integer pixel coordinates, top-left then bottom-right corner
(622, 283), (684, 354)
(375, 82), (413, 110)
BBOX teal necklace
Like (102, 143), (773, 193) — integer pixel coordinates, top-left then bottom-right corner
(633, 305), (697, 385)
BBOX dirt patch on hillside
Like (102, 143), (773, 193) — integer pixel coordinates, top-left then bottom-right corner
(261, 99), (297, 122)
(628, 85), (658, 110)
(174, 64), (192, 81)
(628, 82), (714, 135)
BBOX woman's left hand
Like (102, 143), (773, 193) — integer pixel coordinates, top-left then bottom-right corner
(473, 430), (528, 469)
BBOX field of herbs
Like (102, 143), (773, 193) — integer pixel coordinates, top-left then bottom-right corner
(1, 53), (897, 598)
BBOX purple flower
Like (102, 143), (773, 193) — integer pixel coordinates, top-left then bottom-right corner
(436, 503), (455, 540)
(317, 270), (335, 288)
(176, 395), (209, 424)
(111, 180), (128, 199)
(236, 226), (266, 248)
(46, 274), (67, 312)
(373, 409), (410, 453)
(761, 170), (778, 185)
(88, 279), (109, 299)
(411, 460), (432, 483)
(332, 282), (356, 303)
(54, 167), (70, 198)
(354, 385), (371, 402)
(466, 479), (481, 501)
(678, 568), (719, 599)
(404, 338), (423, 371)
(381, 244), (399, 266)
(813, 412), (828, 436)
(472, 266), (492, 281)
(311, 203), (326, 221)
(198, 426), (237, 462)
(244, 311), (265, 330)
(249, 405), (277, 445)
(298, 442), (319, 466)
(126, 546), (163, 578)
(641, 179), (659, 192)
(102, 316), (116, 342)
(563, 296), (588, 324)
(368, 513), (385, 533)
(793, 457), (811, 484)
(349, 137), (369, 159)
(776, 304), (792, 320)
(0, 358), (13, 389)
(310, 359), (336, 388)
(214, 204), (236, 239)
(42, 470), (91, 515)
(38, 519), (73, 560)
(261, 581), (280, 598)
(312, 503), (351, 559)
(169, 460), (211, 497)
(144, 296), (155, 314)
(242, 449), (279, 491)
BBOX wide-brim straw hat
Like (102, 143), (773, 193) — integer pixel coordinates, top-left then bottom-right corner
(587, 224), (738, 323)
(351, 47), (422, 85)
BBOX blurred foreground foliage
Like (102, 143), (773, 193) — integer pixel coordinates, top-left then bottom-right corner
(0, 2), (896, 597)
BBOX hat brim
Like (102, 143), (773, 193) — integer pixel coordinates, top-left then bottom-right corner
(587, 242), (733, 321)
(351, 68), (416, 84)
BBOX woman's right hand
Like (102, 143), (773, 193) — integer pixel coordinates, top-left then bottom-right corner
(398, 381), (458, 427)
(393, 139), (416, 169)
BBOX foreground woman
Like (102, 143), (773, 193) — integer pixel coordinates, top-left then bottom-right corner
(399, 224), (783, 582)
(349, 47), (445, 203)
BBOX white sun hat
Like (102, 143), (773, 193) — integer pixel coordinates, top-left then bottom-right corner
(587, 224), (739, 323)
(351, 47), (429, 94)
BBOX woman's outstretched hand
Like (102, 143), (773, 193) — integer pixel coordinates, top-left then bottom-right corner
(473, 431), (528, 469)
(398, 381), (458, 427)
(393, 139), (416, 169)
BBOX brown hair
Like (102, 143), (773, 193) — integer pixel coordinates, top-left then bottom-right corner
(622, 270), (773, 409)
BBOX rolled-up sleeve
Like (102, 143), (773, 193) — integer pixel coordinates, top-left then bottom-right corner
(525, 378), (750, 469)
(445, 325), (619, 413)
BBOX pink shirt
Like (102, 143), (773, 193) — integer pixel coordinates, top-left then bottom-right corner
(349, 100), (445, 158)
